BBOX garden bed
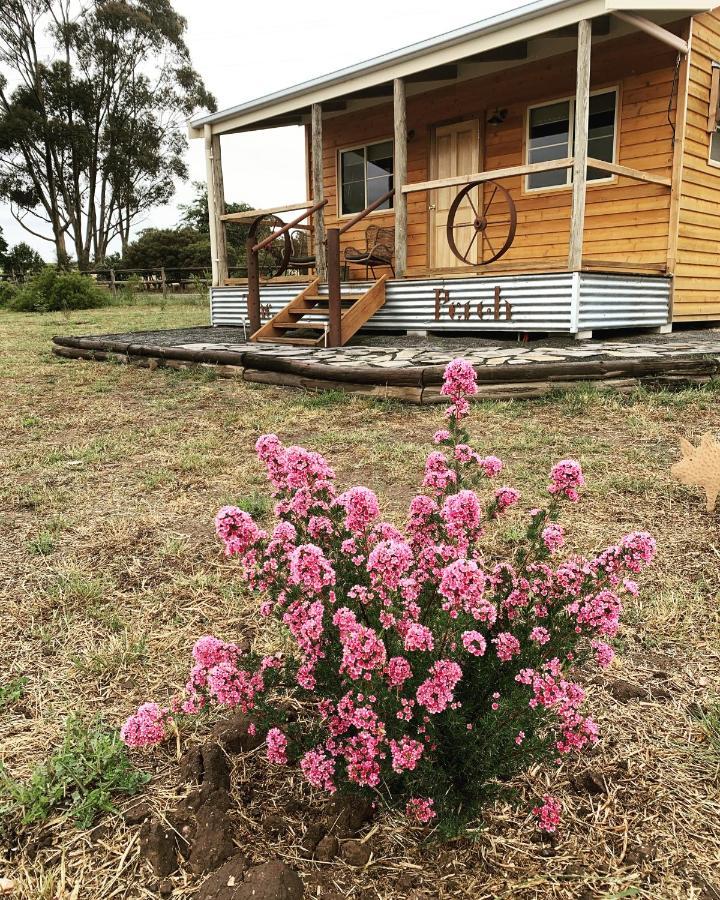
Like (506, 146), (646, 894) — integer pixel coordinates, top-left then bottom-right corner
(2, 304), (719, 899)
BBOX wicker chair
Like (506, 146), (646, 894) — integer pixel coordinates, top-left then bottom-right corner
(289, 229), (315, 273)
(344, 225), (395, 277)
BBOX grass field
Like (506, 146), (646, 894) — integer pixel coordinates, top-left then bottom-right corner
(1, 302), (719, 899)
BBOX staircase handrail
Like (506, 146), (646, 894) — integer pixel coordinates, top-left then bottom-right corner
(252, 199), (328, 253)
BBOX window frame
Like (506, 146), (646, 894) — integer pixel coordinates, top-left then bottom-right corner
(336, 138), (394, 219)
(524, 86), (620, 194)
(707, 62), (720, 169)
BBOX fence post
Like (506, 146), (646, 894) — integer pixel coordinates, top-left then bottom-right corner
(160, 266), (168, 301)
(109, 268), (117, 299)
(326, 228), (341, 347)
(246, 237), (261, 335)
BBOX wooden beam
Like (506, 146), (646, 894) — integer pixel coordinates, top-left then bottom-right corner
(464, 40), (528, 62)
(345, 83), (394, 99)
(220, 201), (315, 223)
(406, 64), (458, 82)
(393, 78), (408, 278)
(548, 15), (610, 38)
(610, 11), (688, 55)
(402, 157), (574, 194)
(568, 19), (592, 272)
(204, 125), (227, 286)
(311, 104), (326, 280)
(586, 157), (672, 187)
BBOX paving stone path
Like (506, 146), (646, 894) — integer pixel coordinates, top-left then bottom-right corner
(176, 336), (720, 369)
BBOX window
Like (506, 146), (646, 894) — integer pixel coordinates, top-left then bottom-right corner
(339, 140), (393, 215)
(526, 89), (617, 190)
(709, 63), (720, 165)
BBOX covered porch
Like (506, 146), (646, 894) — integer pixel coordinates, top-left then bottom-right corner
(189, 1), (708, 343)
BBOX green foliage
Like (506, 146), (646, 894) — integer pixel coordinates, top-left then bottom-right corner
(122, 227), (214, 271)
(9, 268), (108, 312)
(0, 281), (17, 306)
(0, 676), (28, 710)
(2, 243), (44, 278)
(0, 1), (214, 268)
(178, 182), (253, 267)
(0, 716), (149, 828)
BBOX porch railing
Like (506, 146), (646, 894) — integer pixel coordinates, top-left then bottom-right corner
(246, 199), (328, 334)
(326, 187), (395, 346)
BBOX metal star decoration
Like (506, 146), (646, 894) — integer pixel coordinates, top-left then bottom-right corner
(671, 434), (720, 513)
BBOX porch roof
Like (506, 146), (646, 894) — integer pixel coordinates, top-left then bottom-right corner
(189, 0), (713, 138)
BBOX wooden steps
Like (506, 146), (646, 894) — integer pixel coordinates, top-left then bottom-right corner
(251, 277), (387, 347)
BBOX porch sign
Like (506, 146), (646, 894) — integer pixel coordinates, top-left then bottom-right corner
(434, 285), (512, 323)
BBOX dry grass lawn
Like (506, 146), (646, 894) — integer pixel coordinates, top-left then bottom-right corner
(1, 302), (719, 899)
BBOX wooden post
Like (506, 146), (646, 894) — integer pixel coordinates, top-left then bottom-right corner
(568, 18), (592, 272)
(204, 124), (228, 287)
(667, 24), (692, 282)
(160, 266), (167, 302)
(109, 268), (117, 299)
(327, 228), (341, 346)
(393, 78), (407, 278)
(311, 104), (327, 280)
(246, 237), (261, 335)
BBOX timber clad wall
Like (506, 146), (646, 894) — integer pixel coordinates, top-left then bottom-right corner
(675, 9), (720, 321)
(316, 28), (682, 278)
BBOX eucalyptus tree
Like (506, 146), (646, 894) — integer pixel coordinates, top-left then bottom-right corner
(0, 0), (215, 268)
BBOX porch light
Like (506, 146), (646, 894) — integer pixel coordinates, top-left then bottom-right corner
(487, 108), (508, 126)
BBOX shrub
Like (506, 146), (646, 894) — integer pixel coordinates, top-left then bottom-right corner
(1, 716), (149, 828)
(9, 267), (108, 312)
(121, 359), (655, 833)
(0, 281), (17, 306)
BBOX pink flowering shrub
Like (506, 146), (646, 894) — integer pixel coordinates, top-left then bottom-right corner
(122, 358), (656, 833)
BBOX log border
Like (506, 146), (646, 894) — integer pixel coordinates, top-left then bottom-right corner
(51, 334), (720, 403)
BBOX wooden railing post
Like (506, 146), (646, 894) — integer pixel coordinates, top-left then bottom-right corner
(393, 78), (408, 277)
(246, 237), (261, 335)
(326, 227), (341, 346)
(568, 18), (592, 271)
(311, 104), (327, 280)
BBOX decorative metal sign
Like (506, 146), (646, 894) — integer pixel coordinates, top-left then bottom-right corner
(434, 286), (513, 322)
(672, 434), (720, 512)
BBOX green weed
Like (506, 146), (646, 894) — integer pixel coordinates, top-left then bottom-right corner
(0, 716), (149, 828)
(0, 677), (28, 710)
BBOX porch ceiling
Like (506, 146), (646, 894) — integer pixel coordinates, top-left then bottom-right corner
(189, 0), (713, 138)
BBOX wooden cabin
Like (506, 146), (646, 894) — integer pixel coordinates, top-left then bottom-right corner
(189, 0), (720, 343)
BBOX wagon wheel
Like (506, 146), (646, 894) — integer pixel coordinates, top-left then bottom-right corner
(247, 214), (291, 277)
(446, 180), (517, 266)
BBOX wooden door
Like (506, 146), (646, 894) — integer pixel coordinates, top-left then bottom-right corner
(430, 120), (481, 270)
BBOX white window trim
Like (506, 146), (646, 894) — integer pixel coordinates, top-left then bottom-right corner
(708, 62), (720, 169)
(524, 86), (619, 194)
(337, 138), (394, 219)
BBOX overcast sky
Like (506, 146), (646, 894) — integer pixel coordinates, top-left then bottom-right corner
(0, 0), (517, 259)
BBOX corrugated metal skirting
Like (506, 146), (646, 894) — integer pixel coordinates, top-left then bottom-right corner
(210, 272), (671, 334)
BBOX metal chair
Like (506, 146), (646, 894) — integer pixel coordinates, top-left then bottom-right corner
(344, 225), (395, 277)
(289, 229), (316, 274)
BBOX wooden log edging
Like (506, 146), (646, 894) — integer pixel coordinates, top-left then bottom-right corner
(51, 334), (720, 403)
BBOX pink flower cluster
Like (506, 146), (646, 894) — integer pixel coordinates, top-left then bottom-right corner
(533, 795), (562, 833)
(121, 358), (656, 833)
(548, 459), (585, 502)
(120, 702), (169, 748)
(406, 797), (436, 824)
(266, 728), (288, 765)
